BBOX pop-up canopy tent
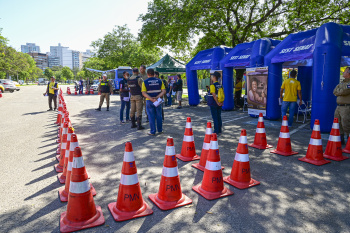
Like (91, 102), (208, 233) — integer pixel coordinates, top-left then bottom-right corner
(147, 54), (186, 73)
(219, 38), (280, 110)
(186, 46), (232, 106)
(264, 22), (350, 132)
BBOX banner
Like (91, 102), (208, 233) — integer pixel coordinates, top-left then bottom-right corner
(246, 67), (268, 116)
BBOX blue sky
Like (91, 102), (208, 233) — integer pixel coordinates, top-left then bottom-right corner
(0, 0), (151, 53)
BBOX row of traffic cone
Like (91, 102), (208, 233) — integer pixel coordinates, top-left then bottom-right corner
(67, 86), (98, 95)
(247, 113), (349, 166)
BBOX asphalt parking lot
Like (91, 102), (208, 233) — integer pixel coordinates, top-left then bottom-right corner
(0, 86), (349, 233)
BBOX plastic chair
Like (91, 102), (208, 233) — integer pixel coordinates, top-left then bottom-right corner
(242, 95), (248, 112)
(296, 100), (311, 123)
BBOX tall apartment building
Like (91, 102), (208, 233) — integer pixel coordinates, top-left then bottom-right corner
(72, 50), (83, 69)
(49, 43), (73, 69)
(21, 43), (41, 53)
(28, 52), (48, 70)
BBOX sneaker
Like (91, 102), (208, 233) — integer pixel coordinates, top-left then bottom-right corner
(158, 131), (164, 135)
(120, 121), (125, 124)
(47, 108), (53, 111)
(148, 132), (156, 136)
(177, 106), (182, 109)
(126, 119), (131, 123)
(54, 108), (56, 111)
(95, 108), (101, 111)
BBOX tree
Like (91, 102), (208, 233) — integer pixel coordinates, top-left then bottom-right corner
(61, 66), (74, 82)
(44, 68), (54, 78)
(91, 25), (162, 69)
(139, 0), (350, 55)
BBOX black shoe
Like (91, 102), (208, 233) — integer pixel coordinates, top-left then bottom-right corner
(137, 116), (145, 130)
(47, 108), (53, 111)
(177, 106), (182, 109)
(106, 108), (109, 111)
(95, 107), (101, 111)
(131, 116), (137, 128)
(54, 108), (56, 111)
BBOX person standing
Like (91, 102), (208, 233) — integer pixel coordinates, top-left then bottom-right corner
(176, 74), (183, 109)
(155, 72), (166, 121)
(160, 75), (168, 106)
(86, 78), (91, 94)
(167, 77), (173, 106)
(280, 69), (302, 127)
(119, 71), (131, 124)
(142, 68), (166, 135)
(234, 77), (243, 107)
(333, 66), (350, 144)
(140, 65), (149, 122)
(95, 74), (113, 111)
(207, 72), (223, 135)
(128, 68), (145, 130)
(43, 76), (59, 111)
(79, 78), (84, 94)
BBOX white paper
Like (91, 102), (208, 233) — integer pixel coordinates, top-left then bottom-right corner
(172, 91), (176, 95)
(123, 97), (130, 102)
(166, 93), (170, 97)
(153, 97), (164, 107)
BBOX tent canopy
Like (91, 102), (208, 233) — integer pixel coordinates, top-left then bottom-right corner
(147, 54), (186, 73)
(220, 38), (280, 69)
(186, 46), (232, 71)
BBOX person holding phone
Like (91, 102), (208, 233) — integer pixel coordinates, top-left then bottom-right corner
(43, 76), (59, 111)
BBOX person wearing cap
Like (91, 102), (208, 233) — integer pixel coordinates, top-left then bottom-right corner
(140, 65), (149, 122)
(95, 74), (113, 111)
(207, 71), (223, 135)
(119, 71), (131, 124)
(142, 68), (166, 135)
(43, 76), (59, 111)
(127, 68), (145, 130)
(333, 66), (350, 144)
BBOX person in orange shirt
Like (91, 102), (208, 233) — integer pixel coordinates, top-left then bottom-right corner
(280, 70), (302, 127)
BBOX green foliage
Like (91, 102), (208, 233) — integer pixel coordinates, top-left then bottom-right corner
(61, 66), (74, 81)
(44, 68), (54, 78)
(91, 25), (162, 69)
(139, 0), (350, 56)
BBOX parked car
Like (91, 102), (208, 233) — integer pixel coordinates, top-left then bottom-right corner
(91, 80), (100, 91)
(12, 81), (20, 91)
(0, 79), (16, 92)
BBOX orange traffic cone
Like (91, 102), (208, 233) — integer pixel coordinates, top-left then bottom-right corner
(57, 118), (69, 158)
(224, 129), (260, 189)
(192, 134), (234, 200)
(176, 117), (200, 161)
(248, 113), (273, 149)
(298, 119), (331, 166)
(55, 99), (63, 125)
(192, 122), (224, 171)
(149, 137), (192, 210)
(90, 87), (94, 94)
(0, 89), (2, 98)
(270, 116), (298, 156)
(343, 134), (350, 154)
(323, 118), (349, 161)
(108, 142), (153, 221)
(85, 89), (88, 95)
(98, 91), (101, 95)
(60, 147), (104, 232)
(55, 127), (68, 173)
(74, 89), (77, 95)
(58, 141), (96, 201)
(57, 127), (73, 183)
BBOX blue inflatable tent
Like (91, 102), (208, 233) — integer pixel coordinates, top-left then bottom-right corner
(186, 46), (232, 106)
(264, 22), (350, 132)
(219, 38), (280, 110)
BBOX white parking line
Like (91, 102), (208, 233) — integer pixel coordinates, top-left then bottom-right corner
(290, 123), (308, 135)
(222, 116), (250, 124)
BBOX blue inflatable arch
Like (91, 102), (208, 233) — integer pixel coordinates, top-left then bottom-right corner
(219, 38), (281, 110)
(186, 46), (232, 106)
(264, 22), (350, 132)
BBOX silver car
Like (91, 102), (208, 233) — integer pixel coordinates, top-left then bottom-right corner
(0, 79), (16, 92)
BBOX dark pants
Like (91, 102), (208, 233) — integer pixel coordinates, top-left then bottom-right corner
(210, 106), (222, 134)
(79, 85), (83, 94)
(146, 100), (163, 134)
(167, 94), (172, 106)
(120, 99), (130, 121)
(48, 93), (57, 110)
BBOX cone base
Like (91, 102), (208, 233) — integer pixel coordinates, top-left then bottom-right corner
(248, 143), (273, 150)
(223, 176), (260, 189)
(192, 163), (224, 171)
(343, 148), (350, 154)
(57, 173), (66, 184)
(54, 164), (63, 173)
(56, 154), (61, 162)
(56, 149), (61, 155)
(148, 193), (192, 210)
(270, 149), (299, 156)
(108, 201), (153, 222)
(298, 157), (331, 166)
(60, 205), (105, 233)
(176, 154), (200, 162)
(323, 154), (349, 161)
(192, 184), (233, 200)
(58, 187), (69, 202)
